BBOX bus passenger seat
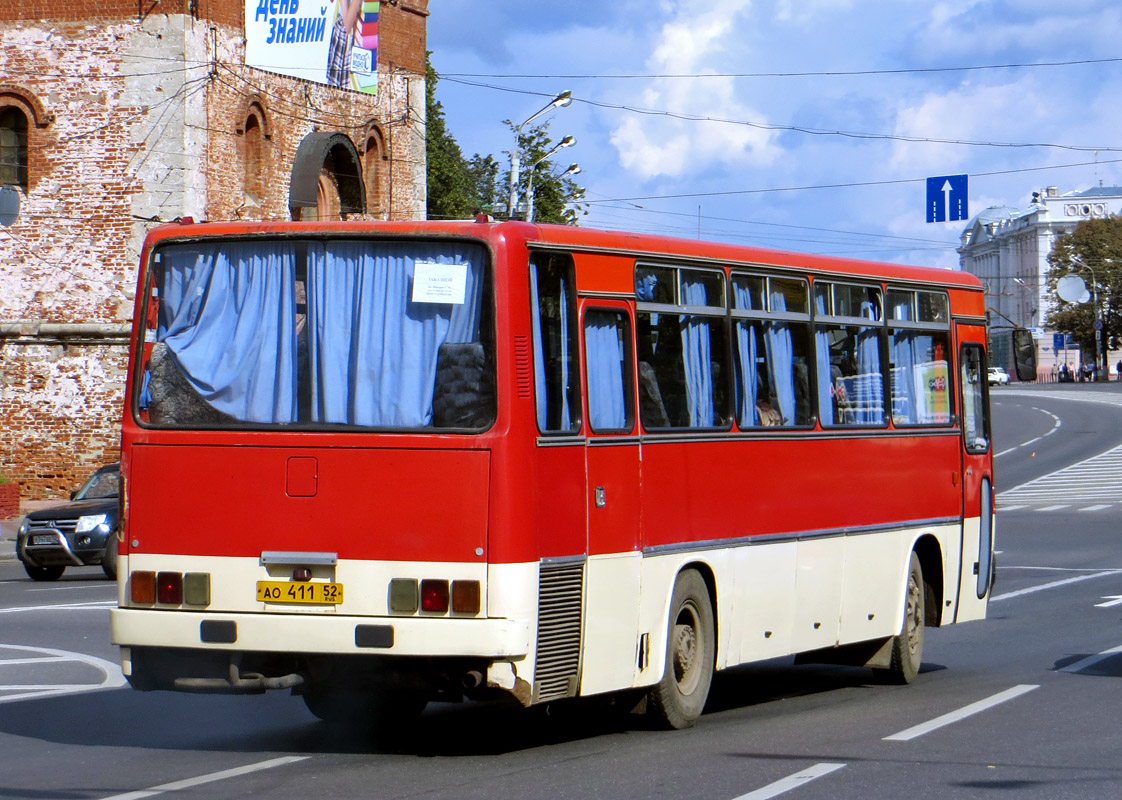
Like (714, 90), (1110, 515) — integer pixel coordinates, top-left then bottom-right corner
(638, 361), (670, 429)
(147, 342), (234, 426)
(432, 342), (495, 428)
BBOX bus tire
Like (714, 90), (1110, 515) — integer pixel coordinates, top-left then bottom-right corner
(874, 552), (925, 685)
(648, 570), (715, 730)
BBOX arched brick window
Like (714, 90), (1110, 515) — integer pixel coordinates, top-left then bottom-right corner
(289, 132), (365, 221)
(363, 124), (388, 219)
(0, 87), (52, 193)
(236, 99), (271, 212)
(0, 106), (29, 191)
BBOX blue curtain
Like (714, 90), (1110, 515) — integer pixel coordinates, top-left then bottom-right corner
(585, 316), (627, 430)
(814, 293), (834, 425)
(734, 283), (758, 426)
(681, 279), (714, 426)
(854, 298), (883, 424)
(765, 289), (796, 425)
(306, 241), (483, 427)
(890, 299), (918, 424)
(157, 242), (298, 422)
(855, 327), (884, 424)
(529, 267), (549, 430)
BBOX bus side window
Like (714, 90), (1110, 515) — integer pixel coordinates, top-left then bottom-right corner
(584, 309), (634, 433)
(961, 345), (989, 452)
(530, 253), (582, 434)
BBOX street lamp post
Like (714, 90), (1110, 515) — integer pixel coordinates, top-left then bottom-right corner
(1071, 257), (1104, 381)
(524, 141), (577, 222)
(508, 90), (572, 219)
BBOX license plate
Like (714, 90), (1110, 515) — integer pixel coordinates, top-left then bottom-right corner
(256, 580), (343, 605)
(32, 534), (58, 545)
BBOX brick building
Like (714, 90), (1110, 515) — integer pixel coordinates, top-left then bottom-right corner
(0, 0), (429, 499)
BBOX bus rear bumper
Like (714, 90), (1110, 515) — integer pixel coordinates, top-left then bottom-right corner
(110, 607), (531, 659)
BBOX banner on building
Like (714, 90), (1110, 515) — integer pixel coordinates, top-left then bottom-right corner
(244, 0), (378, 95)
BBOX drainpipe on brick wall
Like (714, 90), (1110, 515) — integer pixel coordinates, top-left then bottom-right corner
(0, 322), (132, 346)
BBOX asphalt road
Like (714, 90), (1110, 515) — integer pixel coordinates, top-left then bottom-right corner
(2, 383), (1122, 800)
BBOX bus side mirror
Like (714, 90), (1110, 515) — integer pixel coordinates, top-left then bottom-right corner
(1012, 328), (1037, 382)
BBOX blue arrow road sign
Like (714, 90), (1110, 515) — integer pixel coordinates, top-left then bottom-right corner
(926, 174), (968, 223)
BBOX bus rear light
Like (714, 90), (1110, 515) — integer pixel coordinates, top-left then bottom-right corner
(389, 578), (419, 613)
(184, 572), (211, 606)
(420, 579), (449, 613)
(157, 572), (183, 605)
(130, 571), (156, 604)
(452, 580), (481, 614)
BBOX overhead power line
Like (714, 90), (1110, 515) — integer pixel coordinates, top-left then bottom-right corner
(439, 56), (1122, 81)
(580, 157), (1122, 205)
(439, 76), (1122, 154)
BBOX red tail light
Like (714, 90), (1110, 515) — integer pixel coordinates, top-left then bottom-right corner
(157, 572), (183, 604)
(420, 579), (449, 613)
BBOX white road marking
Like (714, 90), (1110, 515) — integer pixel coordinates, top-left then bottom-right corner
(0, 643), (125, 704)
(994, 407), (1061, 458)
(1095, 596), (1122, 608)
(1080, 504), (1113, 512)
(732, 763), (846, 800)
(884, 685), (1038, 742)
(98, 756), (311, 800)
(1059, 644), (1122, 674)
(990, 570), (1122, 602)
(998, 441), (1122, 507)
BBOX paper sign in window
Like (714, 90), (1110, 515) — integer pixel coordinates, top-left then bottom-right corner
(412, 262), (468, 305)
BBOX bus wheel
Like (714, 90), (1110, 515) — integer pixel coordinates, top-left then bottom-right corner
(648, 570), (715, 729)
(874, 552), (925, 685)
(303, 686), (426, 728)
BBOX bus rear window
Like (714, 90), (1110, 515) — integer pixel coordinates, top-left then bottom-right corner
(138, 239), (494, 431)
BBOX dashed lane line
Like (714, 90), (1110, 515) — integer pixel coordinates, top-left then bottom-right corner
(990, 570), (1122, 603)
(732, 763), (847, 800)
(883, 685), (1039, 742)
(98, 756), (311, 800)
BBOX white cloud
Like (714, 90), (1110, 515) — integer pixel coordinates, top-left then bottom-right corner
(609, 0), (783, 179)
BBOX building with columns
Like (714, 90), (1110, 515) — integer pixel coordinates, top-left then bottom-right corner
(957, 185), (1122, 372)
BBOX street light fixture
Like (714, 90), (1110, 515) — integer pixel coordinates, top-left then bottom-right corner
(524, 139), (576, 223)
(508, 90), (572, 219)
(1069, 256), (1104, 381)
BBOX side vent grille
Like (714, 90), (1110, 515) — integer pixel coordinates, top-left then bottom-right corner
(514, 335), (533, 398)
(533, 560), (584, 702)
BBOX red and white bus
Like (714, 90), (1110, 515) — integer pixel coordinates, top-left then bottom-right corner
(111, 218), (997, 729)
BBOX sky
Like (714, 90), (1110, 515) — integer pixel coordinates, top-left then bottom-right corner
(425, 0), (1122, 269)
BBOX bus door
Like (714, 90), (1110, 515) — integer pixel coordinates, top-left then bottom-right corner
(579, 300), (643, 695)
(954, 322), (994, 622)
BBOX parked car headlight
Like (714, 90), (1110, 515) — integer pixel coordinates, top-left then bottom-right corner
(17, 517), (28, 536)
(75, 514), (108, 534)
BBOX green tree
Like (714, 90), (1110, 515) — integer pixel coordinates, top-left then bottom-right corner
(506, 121), (587, 224)
(425, 60), (586, 223)
(1045, 217), (1122, 367)
(425, 57), (476, 220)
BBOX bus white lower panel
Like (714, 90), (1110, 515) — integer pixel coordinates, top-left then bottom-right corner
(110, 608), (530, 658)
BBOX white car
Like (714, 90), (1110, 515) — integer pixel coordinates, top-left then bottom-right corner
(988, 366), (1010, 386)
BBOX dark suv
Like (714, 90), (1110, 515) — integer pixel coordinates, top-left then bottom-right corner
(16, 463), (120, 581)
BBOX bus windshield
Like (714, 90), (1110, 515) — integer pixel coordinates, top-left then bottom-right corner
(138, 238), (494, 432)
